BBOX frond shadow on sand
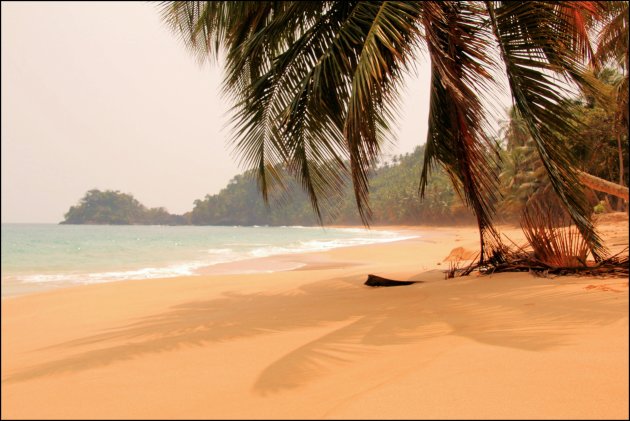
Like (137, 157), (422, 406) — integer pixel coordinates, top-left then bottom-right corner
(3, 271), (626, 396)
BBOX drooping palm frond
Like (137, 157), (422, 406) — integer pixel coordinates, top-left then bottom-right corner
(163, 1), (424, 224)
(593, 1), (629, 71)
(228, 1), (360, 220)
(593, 1), (629, 132)
(554, 2), (603, 64)
(159, 1), (295, 65)
(339, 1), (423, 223)
(420, 1), (504, 262)
(224, 2), (335, 207)
(161, 1), (326, 204)
(162, 1), (349, 216)
(486, 0), (607, 260)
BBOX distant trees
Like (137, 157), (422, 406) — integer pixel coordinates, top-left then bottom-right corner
(188, 145), (475, 226)
(367, 146), (470, 225)
(571, 67), (629, 210)
(62, 189), (144, 224)
(61, 148), (472, 227)
(61, 189), (188, 225)
(496, 66), (629, 220)
(63, 100), (628, 227)
(190, 171), (325, 225)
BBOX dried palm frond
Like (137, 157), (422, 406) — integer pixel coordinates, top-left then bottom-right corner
(520, 200), (590, 269)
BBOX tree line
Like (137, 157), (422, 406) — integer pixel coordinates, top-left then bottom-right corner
(61, 189), (187, 225)
(61, 73), (628, 227)
(60, 144), (467, 226)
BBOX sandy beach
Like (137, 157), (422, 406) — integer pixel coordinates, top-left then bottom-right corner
(2, 217), (628, 419)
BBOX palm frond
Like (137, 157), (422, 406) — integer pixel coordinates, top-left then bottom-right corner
(521, 199), (591, 268)
(594, 1), (629, 132)
(554, 2), (601, 63)
(228, 1), (424, 224)
(593, 1), (629, 70)
(486, 0), (607, 260)
(226, 2), (358, 220)
(420, 1), (504, 262)
(341, 1), (423, 223)
(159, 1), (237, 64)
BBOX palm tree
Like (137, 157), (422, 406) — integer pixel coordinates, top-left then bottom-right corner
(590, 2), (629, 210)
(592, 1), (628, 129)
(160, 1), (616, 262)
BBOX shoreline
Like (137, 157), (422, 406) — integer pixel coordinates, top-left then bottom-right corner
(2, 219), (628, 419)
(194, 225), (436, 276)
(1, 225), (431, 300)
(4, 215), (625, 300)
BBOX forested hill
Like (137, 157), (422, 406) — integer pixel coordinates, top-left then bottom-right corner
(61, 189), (188, 225)
(189, 145), (471, 226)
(60, 145), (475, 226)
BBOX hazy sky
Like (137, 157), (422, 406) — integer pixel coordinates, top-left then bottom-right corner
(1, 1), (495, 223)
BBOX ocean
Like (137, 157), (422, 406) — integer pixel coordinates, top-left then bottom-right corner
(1, 224), (416, 297)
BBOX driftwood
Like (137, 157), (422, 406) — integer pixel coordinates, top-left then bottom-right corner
(364, 274), (417, 287)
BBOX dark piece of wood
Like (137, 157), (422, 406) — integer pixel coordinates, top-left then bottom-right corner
(364, 274), (416, 287)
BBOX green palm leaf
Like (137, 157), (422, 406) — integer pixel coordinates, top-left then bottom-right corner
(420, 1), (504, 262)
(486, 0), (607, 259)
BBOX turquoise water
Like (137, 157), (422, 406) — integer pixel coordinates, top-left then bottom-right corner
(1, 224), (416, 297)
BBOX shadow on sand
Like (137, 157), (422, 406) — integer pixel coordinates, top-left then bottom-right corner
(3, 271), (626, 395)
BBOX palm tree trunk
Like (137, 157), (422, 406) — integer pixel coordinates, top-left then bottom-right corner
(578, 170), (629, 201)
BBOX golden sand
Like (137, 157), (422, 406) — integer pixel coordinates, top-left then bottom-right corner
(2, 217), (628, 419)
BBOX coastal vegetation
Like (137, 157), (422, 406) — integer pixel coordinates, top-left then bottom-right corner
(60, 146), (468, 226)
(188, 144), (470, 226)
(158, 0), (628, 266)
(62, 96), (627, 227)
(61, 189), (187, 225)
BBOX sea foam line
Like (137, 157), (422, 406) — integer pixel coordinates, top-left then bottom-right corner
(8, 232), (419, 286)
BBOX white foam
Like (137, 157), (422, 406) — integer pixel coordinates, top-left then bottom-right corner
(14, 260), (211, 285)
(7, 230), (419, 288)
(204, 248), (234, 254)
(247, 234), (419, 258)
(224, 243), (271, 247)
